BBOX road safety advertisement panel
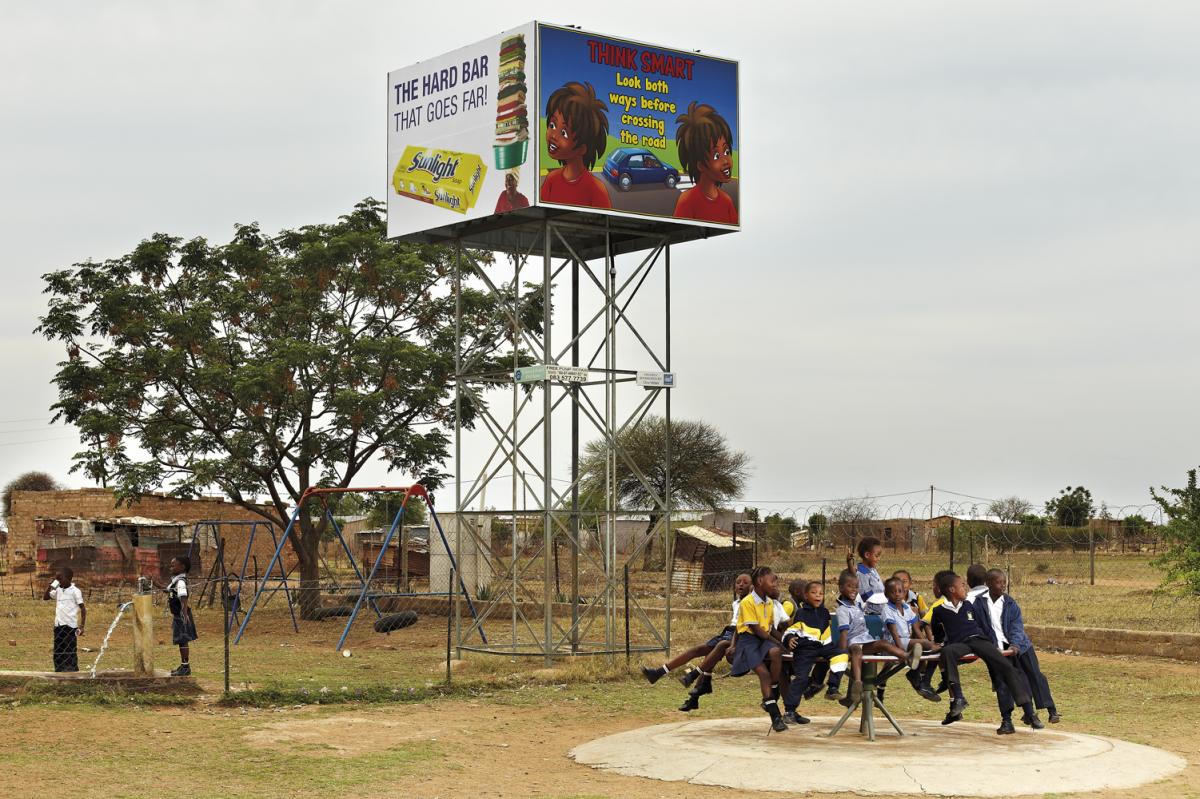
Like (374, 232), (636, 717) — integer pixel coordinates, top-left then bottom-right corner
(536, 23), (739, 229)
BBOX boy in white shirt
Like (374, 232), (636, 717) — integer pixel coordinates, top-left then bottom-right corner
(43, 567), (86, 672)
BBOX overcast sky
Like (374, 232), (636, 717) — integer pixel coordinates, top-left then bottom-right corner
(1, 1), (1196, 516)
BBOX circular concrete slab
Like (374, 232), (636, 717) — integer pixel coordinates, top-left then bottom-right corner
(570, 715), (1187, 796)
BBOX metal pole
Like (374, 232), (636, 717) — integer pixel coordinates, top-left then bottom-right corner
(821, 557), (827, 587)
(570, 255), (580, 653)
(1088, 526), (1095, 586)
(454, 241), (464, 658)
(663, 243), (672, 658)
(223, 577), (231, 697)
(949, 517), (956, 572)
(542, 219), (553, 666)
(624, 562), (631, 664)
(446, 565), (454, 684)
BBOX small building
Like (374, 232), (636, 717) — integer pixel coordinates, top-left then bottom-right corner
(356, 525), (431, 580)
(34, 516), (197, 585)
(670, 525), (754, 593)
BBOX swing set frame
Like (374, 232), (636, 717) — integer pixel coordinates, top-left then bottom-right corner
(233, 484), (486, 651)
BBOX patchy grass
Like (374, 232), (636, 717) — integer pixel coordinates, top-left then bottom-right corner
(0, 650), (1197, 798)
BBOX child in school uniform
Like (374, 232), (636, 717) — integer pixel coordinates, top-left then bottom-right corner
(670, 572), (754, 712)
(780, 580), (848, 725)
(730, 566), (788, 731)
(893, 569), (929, 617)
(975, 568), (1060, 732)
(167, 556), (197, 676)
(966, 564), (989, 602)
(930, 571), (1032, 726)
(913, 569), (954, 700)
(834, 569), (923, 708)
(880, 576), (940, 700)
(43, 567), (85, 672)
(848, 537), (887, 614)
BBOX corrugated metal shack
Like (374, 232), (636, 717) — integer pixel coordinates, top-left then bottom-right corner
(670, 525), (754, 593)
(35, 516), (198, 585)
(357, 525), (431, 580)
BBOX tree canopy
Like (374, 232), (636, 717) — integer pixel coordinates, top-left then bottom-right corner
(1044, 486), (1094, 527)
(36, 199), (530, 613)
(1150, 467), (1200, 597)
(2, 471), (62, 518)
(579, 415), (749, 565)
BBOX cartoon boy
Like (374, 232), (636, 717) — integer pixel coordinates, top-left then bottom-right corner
(539, 81), (612, 209)
(673, 101), (738, 224)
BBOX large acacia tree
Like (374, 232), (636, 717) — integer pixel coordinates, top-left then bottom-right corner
(579, 415), (750, 568)
(37, 199), (531, 615)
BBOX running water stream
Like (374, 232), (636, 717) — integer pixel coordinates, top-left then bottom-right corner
(90, 601), (132, 678)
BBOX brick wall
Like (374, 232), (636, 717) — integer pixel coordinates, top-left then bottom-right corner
(8, 482), (288, 568)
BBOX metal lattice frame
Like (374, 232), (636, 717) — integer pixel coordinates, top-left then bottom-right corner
(453, 217), (675, 663)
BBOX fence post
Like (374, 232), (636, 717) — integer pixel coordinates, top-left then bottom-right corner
(1088, 528), (1095, 586)
(821, 558), (827, 587)
(624, 562), (631, 664)
(948, 518), (956, 572)
(222, 575), (231, 697)
(446, 566), (454, 684)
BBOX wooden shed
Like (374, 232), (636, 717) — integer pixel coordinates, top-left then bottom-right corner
(670, 525), (754, 593)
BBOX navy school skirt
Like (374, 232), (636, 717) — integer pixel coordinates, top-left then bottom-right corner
(705, 626), (735, 648)
(171, 610), (198, 645)
(730, 632), (778, 677)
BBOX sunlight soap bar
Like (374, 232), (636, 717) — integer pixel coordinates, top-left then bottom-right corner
(391, 145), (487, 214)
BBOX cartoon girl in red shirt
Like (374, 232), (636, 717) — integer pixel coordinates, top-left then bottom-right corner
(539, 81), (612, 209)
(673, 101), (738, 224)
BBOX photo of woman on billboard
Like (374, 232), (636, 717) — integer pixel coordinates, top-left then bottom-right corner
(539, 81), (613, 209)
(673, 101), (738, 224)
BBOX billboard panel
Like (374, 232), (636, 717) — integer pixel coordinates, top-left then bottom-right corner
(387, 23), (537, 239)
(386, 22), (739, 240)
(536, 23), (739, 228)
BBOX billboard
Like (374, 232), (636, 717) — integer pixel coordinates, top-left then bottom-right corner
(536, 24), (739, 228)
(387, 23), (537, 239)
(387, 23), (739, 239)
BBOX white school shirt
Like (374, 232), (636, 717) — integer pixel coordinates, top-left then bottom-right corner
(985, 594), (1008, 647)
(966, 585), (988, 602)
(728, 598), (740, 627)
(771, 599), (790, 628)
(51, 584), (84, 628)
(168, 574), (189, 597)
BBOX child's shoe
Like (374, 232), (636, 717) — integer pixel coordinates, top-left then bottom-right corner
(694, 674), (713, 697)
(783, 710), (810, 725)
(171, 663), (191, 677)
(803, 682), (823, 700)
(762, 700), (787, 733)
(1021, 712), (1045, 730)
(942, 697), (967, 725)
(1048, 711), (1062, 724)
(907, 670), (941, 702)
(996, 718), (1015, 735)
(679, 667), (699, 688)
(640, 665), (666, 685)
(824, 686), (841, 701)
(678, 695), (700, 712)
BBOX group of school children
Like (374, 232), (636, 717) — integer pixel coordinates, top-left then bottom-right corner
(43, 556), (197, 676)
(642, 537), (1060, 735)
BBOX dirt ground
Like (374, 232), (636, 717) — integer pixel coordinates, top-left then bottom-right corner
(1, 650), (1198, 798)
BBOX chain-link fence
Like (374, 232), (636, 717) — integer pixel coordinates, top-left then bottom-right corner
(1, 494), (1194, 695)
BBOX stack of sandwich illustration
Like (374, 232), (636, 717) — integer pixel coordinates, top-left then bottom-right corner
(494, 33), (528, 169)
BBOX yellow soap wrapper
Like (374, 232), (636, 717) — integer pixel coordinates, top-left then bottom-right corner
(392, 145), (487, 214)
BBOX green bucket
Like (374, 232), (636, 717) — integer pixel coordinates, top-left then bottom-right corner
(494, 139), (528, 170)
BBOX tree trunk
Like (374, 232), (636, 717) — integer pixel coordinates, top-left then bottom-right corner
(640, 515), (661, 572)
(296, 512), (322, 620)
